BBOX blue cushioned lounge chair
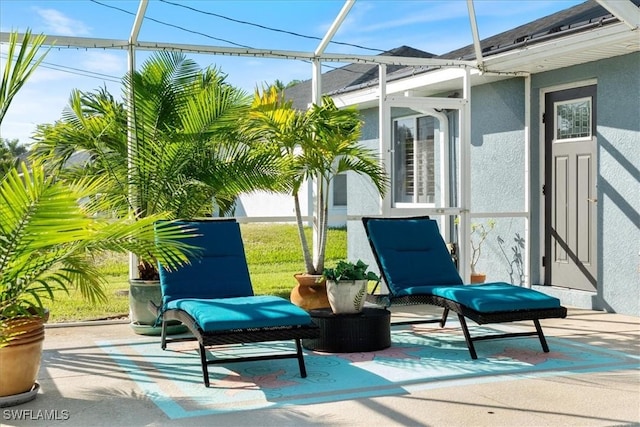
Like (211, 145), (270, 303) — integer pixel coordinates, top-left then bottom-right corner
(362, 216), (567, 359)
(152, 219), (319, 387)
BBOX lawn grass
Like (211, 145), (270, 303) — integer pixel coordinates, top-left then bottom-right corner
(47, 223), (347, 323)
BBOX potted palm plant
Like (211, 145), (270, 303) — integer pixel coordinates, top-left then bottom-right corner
(323, 260), (380, 314)
(247, 88), (389, 310)
(0, 162), (196, 404)
(0, 29), (193, 405)
(31, 52), (283, 332)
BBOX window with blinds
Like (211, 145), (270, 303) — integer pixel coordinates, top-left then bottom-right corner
(392, 115), (435, 205)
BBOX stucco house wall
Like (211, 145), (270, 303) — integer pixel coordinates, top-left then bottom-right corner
(347, 136), (382, 277)
(469, 79), (526, 213)
(467, 78), (528, 284)
(348, 52), (639, 316)
(349, 78), (529, 284)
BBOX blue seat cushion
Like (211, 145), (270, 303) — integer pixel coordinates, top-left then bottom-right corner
(165, 295), (313, 331)
(393, 284), (464, 298)
(430, 282), (562, 313)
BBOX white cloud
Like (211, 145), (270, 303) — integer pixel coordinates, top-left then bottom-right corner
(21, 67), (70, 84)
(33, 7), (91, 36)
(81, 51), (127, 75)
(342, 1), (468, 34)
(222, 57), (312, 92)
(0, 83), (69, 144)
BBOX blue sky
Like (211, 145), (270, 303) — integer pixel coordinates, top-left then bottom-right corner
(1, 0), (582, 145)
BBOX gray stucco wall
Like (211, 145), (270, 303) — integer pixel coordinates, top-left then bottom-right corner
(347, 136), (383, 276)
(530, 52), (640, 316)
(465, 79), (528, 283)
(348, 80), (530, 284)
(347, 53), (639, 315)
(470, 79), (526, 213)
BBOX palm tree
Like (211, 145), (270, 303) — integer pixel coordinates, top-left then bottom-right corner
(0, 138), (28, 176)
(0, 29), (49, 125)
(246, 87), (389, 275)
(31, 52), (285, 278)
(0, 162), (196, 344)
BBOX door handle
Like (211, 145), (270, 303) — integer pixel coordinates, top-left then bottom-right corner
(587, 198), (598, 203)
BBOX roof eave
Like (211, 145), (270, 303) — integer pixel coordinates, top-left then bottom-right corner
(332, 21), (639, 108)
(482, 20), (639, 74)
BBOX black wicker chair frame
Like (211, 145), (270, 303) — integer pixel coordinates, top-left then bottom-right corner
(363, 216), (568, 360)
(152, 219), (320, 388)
(150, 302), (320, 387)
(366, 292), (566, 359)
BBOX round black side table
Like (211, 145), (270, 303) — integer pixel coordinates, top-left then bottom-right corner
(302, 307), (391, 353)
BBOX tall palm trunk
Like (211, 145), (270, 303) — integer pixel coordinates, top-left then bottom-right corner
(315, 177), (329, 274)
(294, 192), (314, 274)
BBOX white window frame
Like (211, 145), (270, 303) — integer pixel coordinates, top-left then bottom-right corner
(392, 113), (439, 209)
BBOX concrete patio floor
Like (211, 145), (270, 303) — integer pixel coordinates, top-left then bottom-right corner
(3, 306), (639, 427)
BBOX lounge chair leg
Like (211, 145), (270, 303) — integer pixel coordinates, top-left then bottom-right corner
(295, 339), (308, 378)
(457, 314), (478, 359)
(161, 320), (167, 350)
(533, 319), (550, 353)
(440, 308), (449, 328)
(199, 344), (210, 387)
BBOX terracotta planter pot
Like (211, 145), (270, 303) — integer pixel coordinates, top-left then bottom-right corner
(470, 273), (486, 284)
(290, 274), (330, 310)
(326, 279), (367, 314)
(0, 316), (46, 397)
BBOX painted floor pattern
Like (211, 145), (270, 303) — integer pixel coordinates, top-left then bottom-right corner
(97, 324), (640, 420)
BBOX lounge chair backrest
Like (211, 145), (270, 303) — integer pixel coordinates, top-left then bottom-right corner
(158, 219), (254, 305)
(362, 216), (463, 294)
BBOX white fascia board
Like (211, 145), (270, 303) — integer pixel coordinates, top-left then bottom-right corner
(482, 23), (638, 72)
(332, 88), (379, 108)
(385, 96), (468, 110)
(385, 68), (474, 93)
(332, 68), (476, 108)
(333, 22), (637, 108)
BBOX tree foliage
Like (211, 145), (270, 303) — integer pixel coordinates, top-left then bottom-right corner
(245, 87), (389, 274)
(31, 52), (287, 277)
(0, 162), (197, 344)
(0, 138), (27, 177)
(0, 29), (49, 125)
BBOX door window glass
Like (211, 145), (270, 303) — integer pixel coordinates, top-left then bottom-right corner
(554, 97), (592, 141)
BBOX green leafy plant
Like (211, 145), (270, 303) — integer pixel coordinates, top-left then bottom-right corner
(0, 162), (197, 346)
(0, 138), (28, 177)
(31, 52), (284, 279)
(322, 260), (380, 283)
(0, 29), (49, 125)
(246, 87), (389, 275)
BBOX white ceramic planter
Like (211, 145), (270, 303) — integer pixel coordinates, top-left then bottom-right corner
(326, 279), (367, 314)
